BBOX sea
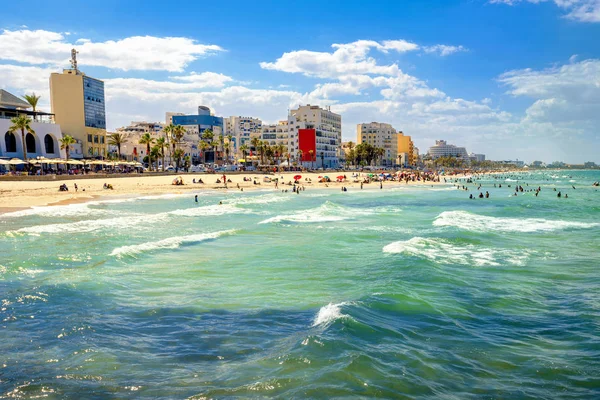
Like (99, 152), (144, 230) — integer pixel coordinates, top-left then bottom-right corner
(1, 170), (599, 399)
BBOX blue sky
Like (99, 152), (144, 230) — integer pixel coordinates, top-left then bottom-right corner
(1, 0), (599, 163)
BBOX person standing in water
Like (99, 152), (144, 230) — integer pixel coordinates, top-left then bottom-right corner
(194, 195), (198, 203)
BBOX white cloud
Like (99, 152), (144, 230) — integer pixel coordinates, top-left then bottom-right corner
(491, 0), (600, 22)
(423, 45), (468, 56)
(0, 29), (224, 72)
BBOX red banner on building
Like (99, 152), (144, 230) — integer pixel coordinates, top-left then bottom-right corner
(298, 129), (316, 161)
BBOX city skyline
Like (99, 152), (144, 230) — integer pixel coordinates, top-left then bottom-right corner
(0, 0), (599, 163)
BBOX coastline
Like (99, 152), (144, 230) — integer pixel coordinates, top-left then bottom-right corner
(0, 171), (455, 212)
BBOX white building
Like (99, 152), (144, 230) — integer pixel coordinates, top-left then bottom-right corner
(427, 140), (468, 159)
(357, 122), (398, 166)
(290, 104), (341, 167)
(223, 116), (262, 156)
(0, 89), (67, 161)
(469, 153), (486, 162)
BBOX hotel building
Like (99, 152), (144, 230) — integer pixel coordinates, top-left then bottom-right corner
(223, 116), (263, 156)
(357, 122), (415, 166)
(49, 50), (107, 158)
(427, 140), (468, 159)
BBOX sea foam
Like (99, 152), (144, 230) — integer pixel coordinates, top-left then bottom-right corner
(2, 203), (112, 219)
(168, 203), (252, 217)
(259, 201), (398, 224)
(383, 237), (531, 266)
(312, 302), (353, 327)
(110, 229), (237, 257)
(433, 210), (599, 233)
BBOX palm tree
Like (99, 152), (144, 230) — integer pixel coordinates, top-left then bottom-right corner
(297, 149), (304, 167)
(218, 134), (225, 164)
(173, 148), (185, 170)
(347, 141), (355, 166)
(172, 125), (186, 156)
(309, 150), (314, 169)
(156, 137), (167, 171)
(139, 133), (155, 170)
(8, 115), (35, 161)
(239, 144), (249, 165)
(59, 135), (76, 160)
(150, 145), (162, 172)
(224, 142), (230, 165)
(226, 134), (233, 163)
(23, 93), (40, 121)
(163, 124), (175, 164)
(108, 133), (127, 160)
(201, 129), (214, 163)
(199, 140), (210, 164)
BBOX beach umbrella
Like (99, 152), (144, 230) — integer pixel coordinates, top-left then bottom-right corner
(67, 160), (84, 165)
(337, 175), (344, 180)
(293, 175), (302, 180)
(0, 159), (9, 165)
(8, 158), (26, 165)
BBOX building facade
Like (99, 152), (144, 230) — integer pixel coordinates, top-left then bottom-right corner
(224, 116), (262, 157)
(49, 53), (107, 159)
(397, 133), (415, 167)
(0, 89), (67, 160)
(357, 122), (398, 166)
(290, 105), (341, 168)
(427, 140), (468, 159)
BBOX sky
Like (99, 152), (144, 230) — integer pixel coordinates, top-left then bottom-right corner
(1, 0), (599, 163)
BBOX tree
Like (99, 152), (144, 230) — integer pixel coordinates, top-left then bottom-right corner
(239, 144), (249, 165)
(309, 150), (314, 169)
(173, 148), (185, 170)
(8, 115), (35, 161)
(108, 133), (127, 160)
(226, 134), (233, 163)
(163, 124), (175, 163)
(156, 137), (167, 171)
(172, 125), (186, 155)
(297, 149), (304, 166)
(199, 140), (210, 164)
(59, 135), (76, 160)
(224, 142), (230, 165)
(139, 133), (155, 171)
(23, 93), (41, 120)
(150, 145), (162, 172)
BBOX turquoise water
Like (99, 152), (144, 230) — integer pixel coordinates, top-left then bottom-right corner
(1, 170), (599, 399)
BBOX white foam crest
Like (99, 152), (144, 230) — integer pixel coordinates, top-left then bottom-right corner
(14, 212), (169, 235)
(110, 229), (237, 257)
(383, 237), (530, 266)
(433, 210), (599, 233)
(312, 302), (353, 327)
(168, 203), (252, 217)
(259, 201), (349, 224)
(2, 203), (111, 219)
(224, 193), (290, 206)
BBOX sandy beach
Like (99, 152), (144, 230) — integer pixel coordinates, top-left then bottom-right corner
(0, 171), (452, 211)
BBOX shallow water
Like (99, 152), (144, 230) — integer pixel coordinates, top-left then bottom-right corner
(1, 170), (599, 398)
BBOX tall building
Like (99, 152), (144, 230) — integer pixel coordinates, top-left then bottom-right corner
(357, 122), (398, 166)
(170, 106), (223, 138)
(290, 104), (341, 168)
(49, 49), (107, 158)
(397, 133), (415, 166)
(427, 140), (468, 159)
(223, 116), (263, 156)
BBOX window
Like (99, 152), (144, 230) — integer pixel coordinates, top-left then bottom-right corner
(88, 134), (93, 142)
(94, 135), (99, 144)
(24, 133), (36, 154)
(5, 132), (17, 152)
(100, 136), (105, 144)
(44, 135), (55, 154)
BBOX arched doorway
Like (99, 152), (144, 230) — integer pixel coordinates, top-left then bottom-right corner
(5, 132), (17, 152)
(44, 134), (55, 154)
(26, 133), (36, 154)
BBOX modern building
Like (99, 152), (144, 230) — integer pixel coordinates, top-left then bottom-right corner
(50, 49), (107, 158)
(469, 153), (486, 162)
(0, 89), (67, 160)
(427, 140), (468, 159)
(357, 122), (397, 166)
(224, 116), (262, 156)
(171, 106), (223, 136)
(290, 104), (341, 168)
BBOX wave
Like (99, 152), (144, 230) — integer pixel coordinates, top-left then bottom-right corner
(433, 210), (599, 233)
(13, 212), (169, 235)
(168, 203), (252, 217)
(259, 201), (399, 224)
(312, 302), (354, 327)
(223, 193), (290, 206)
(383, 237), (531, 266)
(1, 203), (112, 219)
(110, 229), (237, 257)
